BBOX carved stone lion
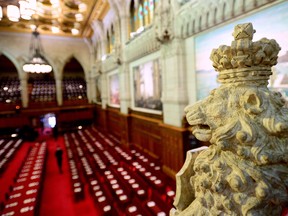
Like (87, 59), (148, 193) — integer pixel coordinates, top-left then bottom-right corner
(171, 23), (288, 216)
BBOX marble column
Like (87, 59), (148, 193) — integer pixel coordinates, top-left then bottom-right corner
(89, 77), (97, 103)
(119, 63), (131, 114)
(20, 77), (28, 108)
(161, 38), (188, 127)
(119, 14), (131, 114)
(55, 79), (62, 106)
(101, 73), (108, 109)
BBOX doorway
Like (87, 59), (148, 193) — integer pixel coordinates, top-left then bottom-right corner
(40, 113), (57, 136)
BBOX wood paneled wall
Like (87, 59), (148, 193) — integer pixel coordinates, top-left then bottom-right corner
(0, 104), (96, 131)
(95, 105), (107, 131)
(130, 114), (162, 159)
(106, 107), (122, 139)
(160, 124), (190, 178)
(94, 106), (191, 179)
(0, 116), (30, 129)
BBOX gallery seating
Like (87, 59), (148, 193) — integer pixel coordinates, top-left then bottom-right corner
(63, 78), (87, 102)
(29, 78), (56, 103)
(0, 77), (21, 105)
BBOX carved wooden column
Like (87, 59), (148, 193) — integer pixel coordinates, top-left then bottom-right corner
(171, 23), (288, 216)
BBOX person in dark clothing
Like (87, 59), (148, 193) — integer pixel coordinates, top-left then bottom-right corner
(52, 124), (59, 140)
(55, 146), (63, 173)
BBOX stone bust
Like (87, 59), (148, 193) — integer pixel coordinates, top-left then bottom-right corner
(171, 23), (288, 216)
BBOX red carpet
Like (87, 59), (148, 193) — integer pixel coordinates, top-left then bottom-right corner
(0, 141), (31, 202)
(1, 131), (288, 216)
(39, 136), (99, 216)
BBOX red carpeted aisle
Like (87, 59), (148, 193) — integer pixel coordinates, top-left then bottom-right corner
(39, 136), (100, 216)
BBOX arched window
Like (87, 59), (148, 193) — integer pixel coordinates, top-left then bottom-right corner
(143, 0), (149, 25)
(149, 0), (155, 22)
(129, 0), (160, 38)
(138, 1), (144, 28)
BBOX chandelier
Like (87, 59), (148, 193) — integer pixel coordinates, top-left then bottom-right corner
(0, 0), (36, 22)
(23, 30), (52, 73)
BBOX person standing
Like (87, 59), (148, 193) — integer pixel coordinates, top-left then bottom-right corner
(52, 124), (59, 140)
(55, 145), (63, 173)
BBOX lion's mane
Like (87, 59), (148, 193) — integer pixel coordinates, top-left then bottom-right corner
(184, 85), (288, 216)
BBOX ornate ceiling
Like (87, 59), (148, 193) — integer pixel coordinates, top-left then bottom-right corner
(0, 0), (110, 37)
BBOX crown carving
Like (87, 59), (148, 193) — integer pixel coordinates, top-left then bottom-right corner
(210, 23), (281, 84)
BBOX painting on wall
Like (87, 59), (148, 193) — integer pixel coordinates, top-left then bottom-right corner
(195, 1), (288, 101)
(108, 72), (120, 106)
(132, 59), (162, 112)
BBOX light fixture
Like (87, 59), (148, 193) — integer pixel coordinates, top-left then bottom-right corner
(0, 0), (36, 22)
(51, 25), (60, 33)
(71, 22), (80, 35)
(51, 20), (60, 33)
(23, 30), (52, 73)
(78, 3), (87, 12)
(7, 5), (20, 22)
(71, 28), (79, 35)
(75, 13), (83, 22)
(0, 6), (3, 20)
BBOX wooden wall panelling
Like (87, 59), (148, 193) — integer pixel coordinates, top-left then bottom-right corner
(0, 104), (20, 112)
(94, 107), (192, 179)
(0, 116), (30, 128)
(95, 105), (107, 131)
(106, 107), (121, 140)
(119, 113), (130, 147)
(58, 109), (93, 122)
(130, 114), (162, 159)
(160, 124), (190, 179)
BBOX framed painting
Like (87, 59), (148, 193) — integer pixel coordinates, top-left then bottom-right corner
(108, 71), (120, 107)
(130, 54), (162, 114)
(194, 1), (288, 101)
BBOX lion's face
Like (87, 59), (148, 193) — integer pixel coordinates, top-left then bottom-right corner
(185, 85), (288, 143)
(185, 86), (237, 142)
